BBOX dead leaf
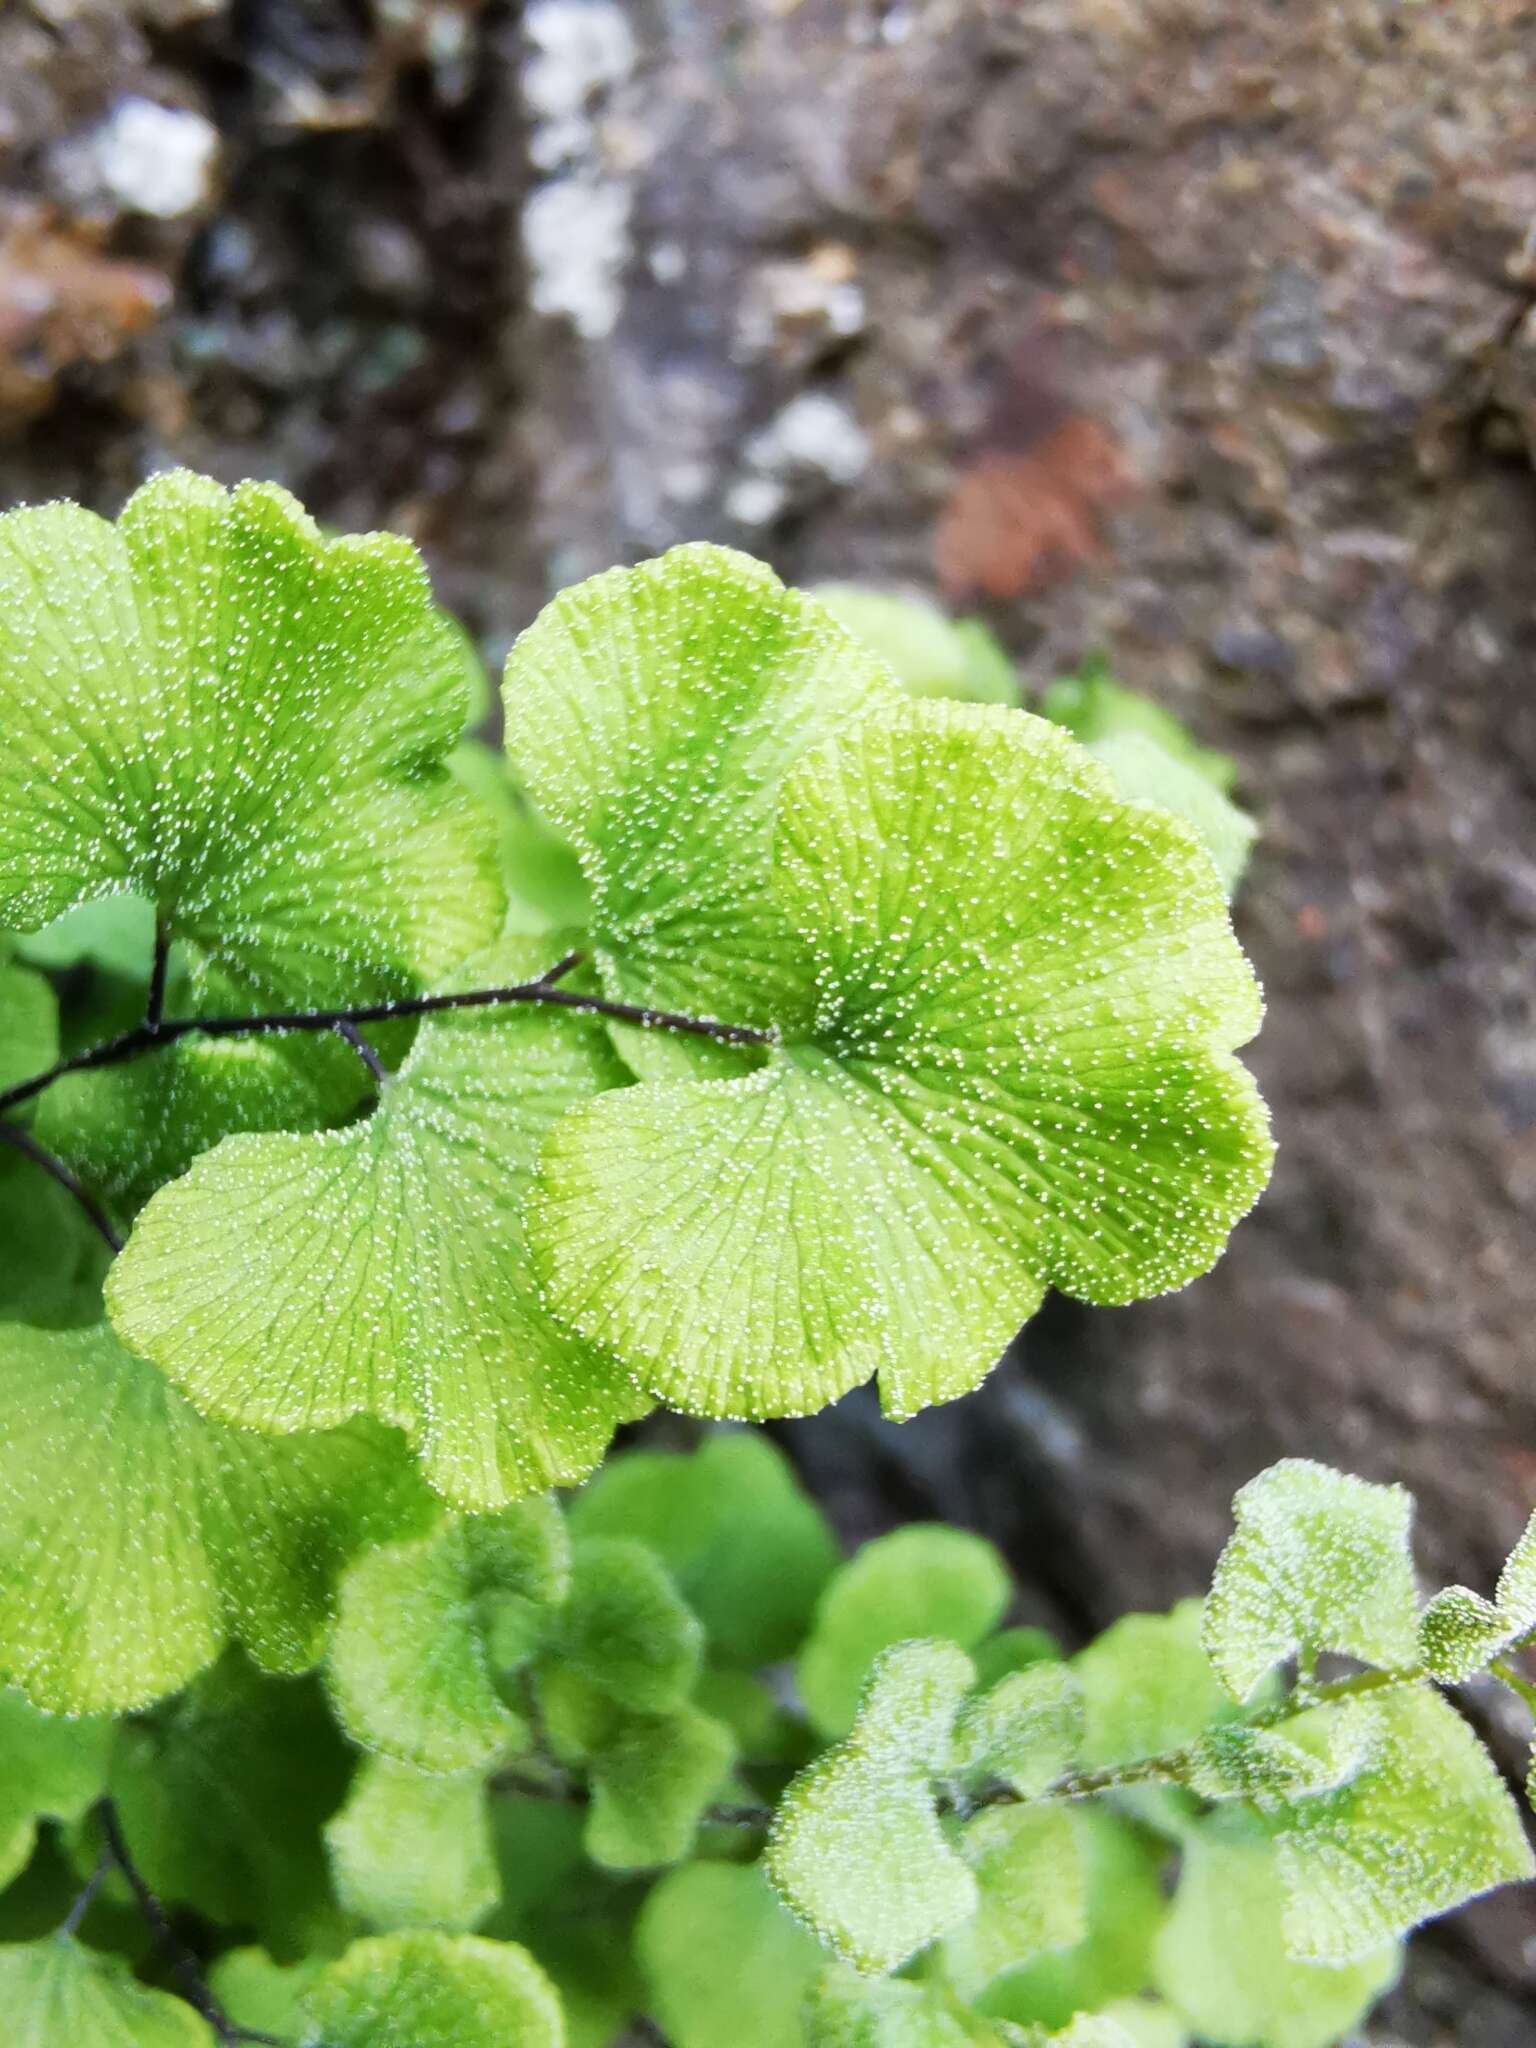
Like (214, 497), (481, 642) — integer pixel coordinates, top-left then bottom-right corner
(935, 413), (1134, 602)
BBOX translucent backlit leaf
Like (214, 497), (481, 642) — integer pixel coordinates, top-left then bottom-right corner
(553, 1539), (703, 1715)
(0, 1936), (213, 2047)
(768, 1640), (978, 1973)
(1187, 1698), (1380, 1808)
(1152, 1813), (1398, 2048)
(1420, 1510), (1536, 1682)
(798, 1526), (1010, 1740)
(1203, 1463), (1420, 1701)
(535, 702), (1270, 1423)
(0, 471), (500, 1005)
(637, 1860), (824, 2048)
(568, 1431), (838, 1667)
(326, 1500), (567, 1774)
(1083, 732), (1255, 897)
(302, 1930), (563, 2048)
(1273, 1684), (1533, 1963)
(0, 1321), (430, 1715)
(327, 1755), (497, 1932)
(109, 937), (640, 1510)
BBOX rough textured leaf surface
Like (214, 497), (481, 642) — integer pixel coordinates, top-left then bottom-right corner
(302, 1931), (564, 2048)
(109, 940), (639, 1509)
(535, 702), (1270, 1422)
(1203, 1462), (1421, 1700)
(768, 1641), (978, 1973)
(0, 1321), (428, 1714)
(1420, 1509), (1536, 1682)
(0, 471), (499, 1002)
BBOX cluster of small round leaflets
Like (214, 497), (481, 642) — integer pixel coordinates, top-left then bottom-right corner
(0, 475), (1269, 1715)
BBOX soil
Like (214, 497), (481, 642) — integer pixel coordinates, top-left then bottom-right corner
(2, 1), (1535, 2036)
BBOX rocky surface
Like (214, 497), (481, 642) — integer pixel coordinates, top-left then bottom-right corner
(2, 0), (1535, 2032)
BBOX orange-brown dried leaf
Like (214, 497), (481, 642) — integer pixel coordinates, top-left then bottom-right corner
(935, 415), (1134, 602)
(0, 206), (171, 429)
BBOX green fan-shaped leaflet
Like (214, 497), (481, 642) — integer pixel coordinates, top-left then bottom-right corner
(1039, 665), (1237, 797)
(107, 1661), (352, 1962)
(768, 1640), (978, 1974)
(553, 1539), (703, 1714)
(951, 1662), (1082, 1801)
(1272, 1685), (1533, 1964)
(976, 1810), (1167, 2032)
(1151, 1813), (1398, 2048)
(1420, 1509), (1536, 1682)
(109, 938), (641, 1509)
(503, 542), (900, 1078)
(815, 586), (1018, 705)
(0, 1936), (213, 2047)
(1202, 1462), (1421, 1702)
(211, 1950), (326, 2040)
(326, 1756), (499, 1933)
(580, 1699), (737, 1871)
(0, 470), (499, 1006)
(326, 1499), (567, 1774)
(807, 1966), (1005, 2046)
(0, 1692), (111, 1892)
(302, 1931), (564, 2048)
(533, 693), (1271, 1422)
(797, 1525), (1011, 1741)
(636, 1859), (824, 2048)
(568, 1431), (838, 1667)
(1083, 733), (1255, 897)
(0, 1321), (430, 1715)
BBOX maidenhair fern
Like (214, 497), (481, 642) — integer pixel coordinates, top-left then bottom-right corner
(0, 473), (1527, 2045)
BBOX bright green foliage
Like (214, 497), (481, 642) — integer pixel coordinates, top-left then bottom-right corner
(535, 696), (1271, 1423)
(1082, 733), (1255, 896)
(1097, 2003), (1188, 2048)
(0, 1153), (106, 1327)
(951, 1662), (1082, 1799)
(302, 1931), (563, 2048)
(1187, 1698), (1379, 1807)
(0, 471), (499, 1000)
(0, 952), (56, 1098)
(978, 1810), (1168, 2031)
(210, 1948), (326, 2038)
(583, 1700), (736, 1870)
(449, 741), (593, 936)
(107, 1662), (351, 1961)
(325, 1500), (567, 1773)
(326, 1757), (498, 1932)
(569, 1431), (838, 1666)
(808, 1966), (1000, 2047)
(798, 1525), (1011, 1738)
(0, 1936), (214, 2046)
(1152, 1815), (1398, 2048)
(504, 543), (899, 1064)
(1040, 662), (1238, 794)
(637, 1861), (824, 2048)
(0, 1321), (430, 1714)
(815, 585), (1018, 705)
(769, 1641), (979, 1972)
(0, 1693), (110, 1891)
(1074, 1601), (1233, 1768)
(1419, 1510), (1536, 1681)
(553, 1540), (703, 1714)
(109, 938), (638, 1510)
(13, 892), (156, 977)
(942, 1804), (1086, 1997)
(1273, 1686), (1533, 1963)
(1203, 1462), (1421, 1700)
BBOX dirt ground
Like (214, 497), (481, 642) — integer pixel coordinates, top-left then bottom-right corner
(3, 2), (1535, 2036)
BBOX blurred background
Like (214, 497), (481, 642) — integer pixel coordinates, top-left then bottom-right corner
(2, 1), (1534, 2033)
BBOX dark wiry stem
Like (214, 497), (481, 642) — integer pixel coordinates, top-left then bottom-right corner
(0, 1122), (122, 1254)
(93, 1798), (243, 2042)
(0, 955), (771, 1120)
(145, 919), (171, 1034)
(333, 1018), (389, 1085)
(58, 1844), (112, 1940)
